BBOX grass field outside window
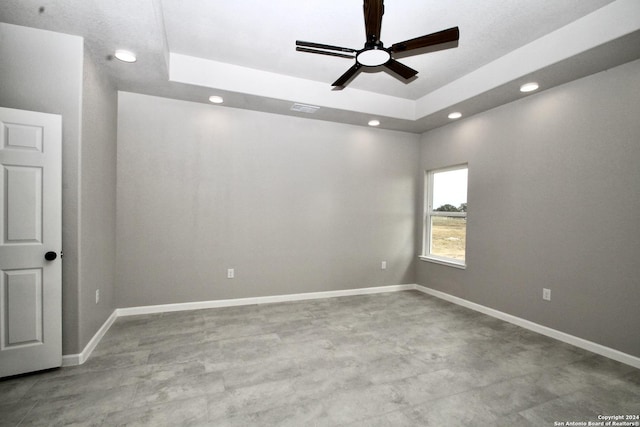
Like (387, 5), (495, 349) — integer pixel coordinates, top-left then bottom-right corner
(430, 216), (466, 261)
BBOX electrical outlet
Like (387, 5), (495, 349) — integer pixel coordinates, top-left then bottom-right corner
(381, 261), (387, 270)
(227, 268), (235, 279)
(542, 288), (551, 301)
(95, 289), (100, 304)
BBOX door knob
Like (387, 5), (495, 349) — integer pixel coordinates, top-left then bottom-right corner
(45, 251), (57, 261)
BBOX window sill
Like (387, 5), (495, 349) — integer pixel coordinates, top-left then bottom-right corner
(419, 256), (466, 270)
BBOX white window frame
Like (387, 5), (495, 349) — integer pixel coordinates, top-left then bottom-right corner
(421, 164), (468, 269)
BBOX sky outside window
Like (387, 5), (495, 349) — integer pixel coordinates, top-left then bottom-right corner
(432, 168), (467, 209)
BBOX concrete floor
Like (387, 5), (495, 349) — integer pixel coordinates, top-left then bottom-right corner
(1, 290), (639, 426)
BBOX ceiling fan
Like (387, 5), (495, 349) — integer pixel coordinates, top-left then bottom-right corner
(295, 0), (459, 87)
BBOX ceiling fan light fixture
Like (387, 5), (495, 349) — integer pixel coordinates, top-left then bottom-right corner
(357, 48), (391, 67)
(520, 82), (539, 93)
(448, 112), (462, 120)
(295, 0), (459, 88)
(114, 49), (137, 63)
(368, 119), (381, 127)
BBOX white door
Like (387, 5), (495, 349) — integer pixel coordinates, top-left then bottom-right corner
(0, 107), (62, 378)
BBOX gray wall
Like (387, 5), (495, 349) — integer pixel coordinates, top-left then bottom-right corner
(417, 59), (640, 357)
(116, 92), (419, 307)
(0, 23), (84, 354)
(0, 23), (118, 354)
(79, 46), (118, 350)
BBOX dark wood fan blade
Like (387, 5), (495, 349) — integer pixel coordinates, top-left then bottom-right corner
(296, 47), (355, 59)
(332, 63), (362, 87)
(384, 59), (418, 80)
(296, 40), (356, 53)
(363, 0), (384, 42)
(390, 27), (459, 53)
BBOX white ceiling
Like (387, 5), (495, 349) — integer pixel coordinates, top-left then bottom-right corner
(2, 0), (640, 133)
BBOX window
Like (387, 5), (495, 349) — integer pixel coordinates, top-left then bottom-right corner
(422, 165), (468, 268)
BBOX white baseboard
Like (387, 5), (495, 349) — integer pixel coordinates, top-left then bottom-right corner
(413, 284), (640, 369)
(116, 284), (414, 317)
(63, 284), (413, 365)
(61, 309), (118, 367)
(62, 283), (639, 370)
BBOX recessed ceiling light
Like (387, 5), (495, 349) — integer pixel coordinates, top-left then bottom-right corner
(114, 50), (136, 63)
(368, 119), (380, 127)
(520, 82), (539, 93)
(209, 95), (224, 104)
(448, 112), (462, 120)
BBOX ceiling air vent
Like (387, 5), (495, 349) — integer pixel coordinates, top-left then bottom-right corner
(290, 103), (320, 114)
